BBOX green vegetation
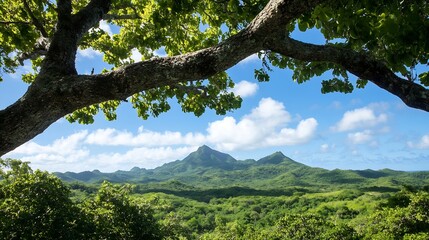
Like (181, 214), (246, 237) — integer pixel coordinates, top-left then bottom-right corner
(2, 148), (429, 239)
(0, 159), (163, 239)
(56, 146), (429, 191)
(2, 0), (429, 155)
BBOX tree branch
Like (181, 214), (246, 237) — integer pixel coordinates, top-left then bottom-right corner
(103, 14), (140, 21)
(16, 37), (50, 65)
(72, 0), (112, 39)
(0, 0), (358, 156)
(22, 0), (48, 37)
(265, 36), (429, 111)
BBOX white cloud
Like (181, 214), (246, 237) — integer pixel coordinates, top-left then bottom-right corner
(6, 131), (91, 171)
(86, 127), (205, 147)
(320, 144), (329, 152)
(11, 131), (88, 155)
(408, 134), (429, 149)
(9, 60), (33, 79)
(348, 130), (373, 144)
(99, 20), (113, 36)
(77, 47), (102, 59)
(206, 98), (317, 151)
(6, 98), (318, 172)
(265, 118), (318, 146)
(81, 146), (198, 172)
(333, 107), (387, 132)
(130, 48), (143, 62)
(130, 47), (168, 63)
(230, 81), (259, 98)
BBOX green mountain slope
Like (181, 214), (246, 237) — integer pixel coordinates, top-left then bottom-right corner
(55, 145), (429, 190)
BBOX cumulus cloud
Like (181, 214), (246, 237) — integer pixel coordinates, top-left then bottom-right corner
(408, 134), (429, 149)
(130, 48), (143, 62)
(86, 127), (206, 147)
(230, 81), (259, 98)
(11, 131), (88, 156)
(6, 131), (91, 171)
(6, 98), (318, 172)
(99, 20), (113, 36)
(81, 146), (198, 172)
(206, 98), (317, 151)
(347, 130), (373, 144)
(333, 106), (387, 132)
(85, 98), (316, 151)
(77, 47), (102, 59)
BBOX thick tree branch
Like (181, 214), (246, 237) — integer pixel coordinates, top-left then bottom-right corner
(0, 0), (325, 156)
(40, 0), (112, 76)
(72, 0), (112, 39)
(0, 29), (262, 156)
(265, 36), (429, 111)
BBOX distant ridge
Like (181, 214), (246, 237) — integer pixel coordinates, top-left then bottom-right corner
(55, 145), (429, 189)
(175, 145), (238, 170)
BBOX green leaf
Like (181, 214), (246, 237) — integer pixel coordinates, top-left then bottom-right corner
(321, 78), (354, 94)
(356, 78), (368, 89)
(254, 68), (270, 82)
(419, 72), (429, 86)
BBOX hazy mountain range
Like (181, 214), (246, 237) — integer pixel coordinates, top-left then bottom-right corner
(56, 145), (429, 190)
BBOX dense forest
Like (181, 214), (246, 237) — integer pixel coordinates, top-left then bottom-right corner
(2, 147), (429, 239)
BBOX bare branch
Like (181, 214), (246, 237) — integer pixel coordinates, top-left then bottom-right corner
(22, 0), (48, 37)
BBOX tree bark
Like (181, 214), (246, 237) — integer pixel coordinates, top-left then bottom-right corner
(1, 0), (428, 156)
(266, 36), (429, 111)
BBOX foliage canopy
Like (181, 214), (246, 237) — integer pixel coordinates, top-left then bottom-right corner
(0, 159), (163, 239)
(0, 0), (428, 154)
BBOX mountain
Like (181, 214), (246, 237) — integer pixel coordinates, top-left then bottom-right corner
(55, 145), (429, 190)
(158, 145), (242, 172)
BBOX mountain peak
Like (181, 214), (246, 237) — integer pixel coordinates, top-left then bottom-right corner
(182, 145), (237, 170)
(257, 151), (301, 166)
(196, 145), (214, 153)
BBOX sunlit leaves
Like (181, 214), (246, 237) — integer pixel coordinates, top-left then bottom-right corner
(3, 0), (428, 125)
(272, 213), (358, 240)
(65, 100), (120, 124)
(81, 181), (163, 239)
(176, 72), (242, 117)
(310, 0), (429, 78)
(66, 105), (99, 124)
(131, 89), (172, 120)
(0, 0), (56, 77)
(419, 72), (429, 87)
(0, 159), (81, 239)
(362, 191), (429, 239)
(0, 160), (163, 239)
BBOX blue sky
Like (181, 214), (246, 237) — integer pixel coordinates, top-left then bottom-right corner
(1, 22), (429, 172)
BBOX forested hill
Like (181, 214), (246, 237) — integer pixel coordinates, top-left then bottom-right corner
(55, 145), (429, 189)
